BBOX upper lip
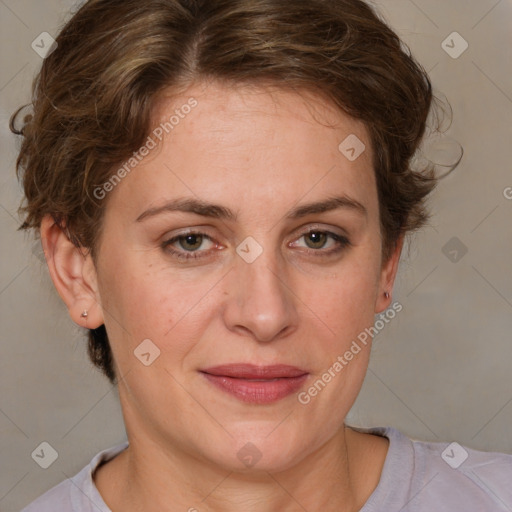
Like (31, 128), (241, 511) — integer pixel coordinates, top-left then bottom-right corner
(201, 364), (308, 379)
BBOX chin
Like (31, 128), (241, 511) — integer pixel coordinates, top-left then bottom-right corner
(202, 426), (318, 475)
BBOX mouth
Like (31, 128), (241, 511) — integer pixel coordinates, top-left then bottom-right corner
(200, 364), (309, 404)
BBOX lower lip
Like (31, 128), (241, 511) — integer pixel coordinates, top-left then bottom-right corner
(202, 373), (308, 404)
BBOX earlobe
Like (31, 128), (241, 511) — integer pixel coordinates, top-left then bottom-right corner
(375, 235), (404, 313)
(40, 215), (104, 329)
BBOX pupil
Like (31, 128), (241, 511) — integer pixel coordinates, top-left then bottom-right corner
(307, 232), (325, 249)
(182, 234), (202, 250)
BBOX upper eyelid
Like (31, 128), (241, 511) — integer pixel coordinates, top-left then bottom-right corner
(166, 222), (348, 240)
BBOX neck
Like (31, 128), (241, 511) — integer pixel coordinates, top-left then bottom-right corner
(95, 422), (387, 512)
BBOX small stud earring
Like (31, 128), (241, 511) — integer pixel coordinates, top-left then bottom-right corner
(384, 292), (390, 299)
(80, 310), (88, 318)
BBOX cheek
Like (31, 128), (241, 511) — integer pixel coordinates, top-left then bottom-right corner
(97, 255), (220, 364)
(305, 253), (380, 351)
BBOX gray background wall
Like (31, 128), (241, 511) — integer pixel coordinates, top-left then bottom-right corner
(1, 0), (511, 510)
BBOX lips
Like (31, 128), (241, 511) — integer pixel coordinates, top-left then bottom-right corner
(200, 364), (309, 404)
(202, 364), (307, 379)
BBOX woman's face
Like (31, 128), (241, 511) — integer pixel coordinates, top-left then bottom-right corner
(91, 81), (399, 471)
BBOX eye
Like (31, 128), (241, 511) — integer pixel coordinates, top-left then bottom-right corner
(174, 233), (208, 251)
(161, 232), (218, 261)
(290, 229), (351, 256)
(302, 231), (331, 250)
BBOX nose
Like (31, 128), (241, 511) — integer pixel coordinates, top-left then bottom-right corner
(222, 246), (298, 343)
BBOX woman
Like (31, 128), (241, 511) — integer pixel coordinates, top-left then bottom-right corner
(12, 0), (511, 510)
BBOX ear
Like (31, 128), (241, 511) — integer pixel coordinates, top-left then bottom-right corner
(40, 215), (104, 329)
(375, 235), (404, 314)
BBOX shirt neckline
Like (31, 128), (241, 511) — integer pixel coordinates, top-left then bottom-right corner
(75, 426), (409, 511)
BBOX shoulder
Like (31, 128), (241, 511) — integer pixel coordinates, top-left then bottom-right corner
(353, 425), (512, 512)
(20, 441), (128, 512)
(410, 433), (512, 510)
(21, 476), (76, 512)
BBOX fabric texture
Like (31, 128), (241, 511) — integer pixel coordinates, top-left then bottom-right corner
(21, 426), (512, 511)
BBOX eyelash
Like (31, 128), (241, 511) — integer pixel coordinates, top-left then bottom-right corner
(161, 229), (351, 262)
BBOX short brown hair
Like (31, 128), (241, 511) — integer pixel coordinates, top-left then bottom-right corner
(11, 0), (440, 384)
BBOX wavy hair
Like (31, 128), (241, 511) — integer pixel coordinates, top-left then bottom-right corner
(11, 0), (440, 383)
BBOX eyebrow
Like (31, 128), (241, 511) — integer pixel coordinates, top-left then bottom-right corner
(286, 195), (367, 219)
(135, 195), (367, 223)
(136, 198), (236, 222)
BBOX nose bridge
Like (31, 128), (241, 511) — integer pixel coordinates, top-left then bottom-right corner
(223, 238), (297, 342)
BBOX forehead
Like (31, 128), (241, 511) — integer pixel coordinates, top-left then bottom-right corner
(153, 81), (372, 159)
(106, 81), (378, 222)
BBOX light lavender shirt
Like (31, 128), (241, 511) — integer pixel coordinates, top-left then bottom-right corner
(21, 426), (512, 511)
